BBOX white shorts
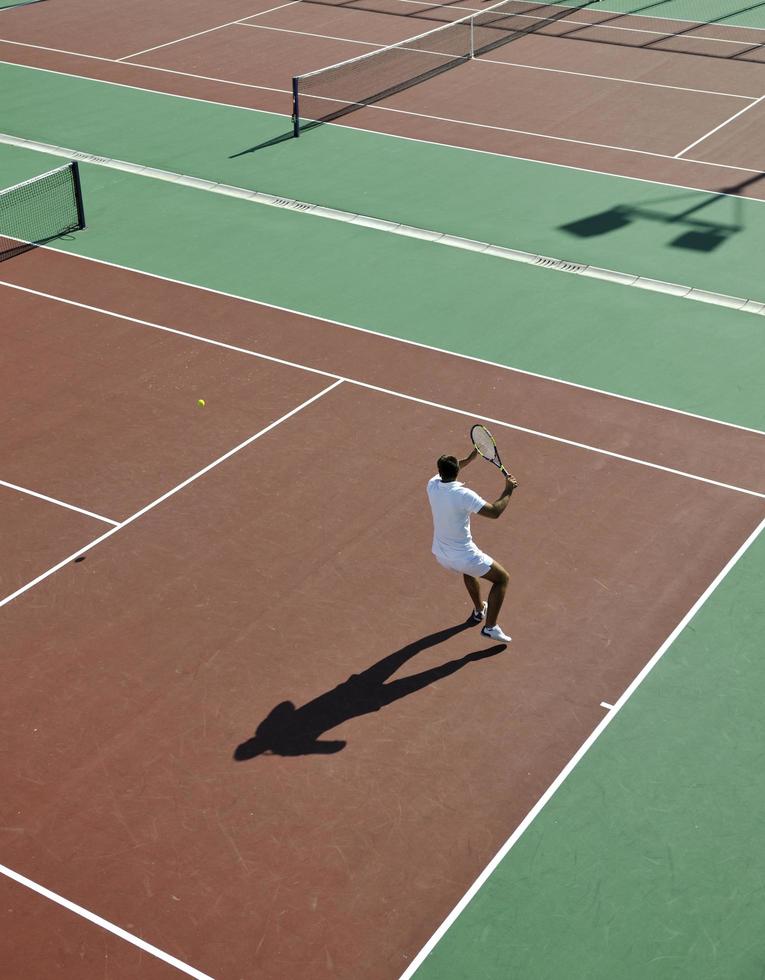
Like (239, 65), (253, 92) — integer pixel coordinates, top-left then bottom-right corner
(434, 547), (494, 578)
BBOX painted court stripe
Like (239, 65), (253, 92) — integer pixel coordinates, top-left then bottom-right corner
(2, 132), (765, 318)
(400, 514), (765, 980)
(1, 53), (763, 180)
(0, 863), (213, 980)
(2, 248), (764, 440)
(0, 479), (119, 524)
(675, 94), (765, 159)
(115, 1), (301, 61)
(3, 280), (763, 499)
(0, 379), (343, 608)
(237, 20), (753, 98)
(2, 59), (763, 192)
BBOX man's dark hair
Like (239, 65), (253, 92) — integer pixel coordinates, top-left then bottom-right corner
(437, 455), (459, 481)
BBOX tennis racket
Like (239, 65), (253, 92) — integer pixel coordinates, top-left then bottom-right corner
(470, 424), (512, 479)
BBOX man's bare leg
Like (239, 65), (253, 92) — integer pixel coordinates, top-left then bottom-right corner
(462, 574), (483, 614)
(481, 562), (510, 628)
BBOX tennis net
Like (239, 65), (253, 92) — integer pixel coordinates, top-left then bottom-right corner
(291, 0), (591, 135)
(0, 161), (86, 262)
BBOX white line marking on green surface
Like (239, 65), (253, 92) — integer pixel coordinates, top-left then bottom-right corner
(3, 279), (764, 499)
(3, 131), (764, 319)
(399, 515), (765, 980)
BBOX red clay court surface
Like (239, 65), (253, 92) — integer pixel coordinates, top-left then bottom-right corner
(2, 0), (765, 196)
(2, 248), (765, 978)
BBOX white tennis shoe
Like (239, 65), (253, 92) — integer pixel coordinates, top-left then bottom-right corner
(481, 624), (512, 643)
(471, 601), (488, 623)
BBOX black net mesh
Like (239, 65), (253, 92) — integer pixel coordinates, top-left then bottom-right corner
(292, 0), (590, 132)
(0, 163), (84, 262)
(293, 0), (765, 134)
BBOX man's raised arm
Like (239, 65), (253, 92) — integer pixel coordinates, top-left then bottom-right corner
(478, 473), (518, 520)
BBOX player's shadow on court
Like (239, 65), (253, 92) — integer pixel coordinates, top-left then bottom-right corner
(233, 621), (505, 759)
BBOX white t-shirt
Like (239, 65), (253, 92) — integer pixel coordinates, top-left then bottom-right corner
(426, 476), (487, 562)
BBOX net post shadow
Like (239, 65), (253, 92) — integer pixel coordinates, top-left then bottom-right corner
(559, 173), (765, 253)
(233, 620), (507, 760)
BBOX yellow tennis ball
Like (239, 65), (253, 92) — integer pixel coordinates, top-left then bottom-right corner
(197, 398), (206, 408)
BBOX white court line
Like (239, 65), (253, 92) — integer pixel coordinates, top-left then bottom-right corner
(3, 250), (764, 439)
(399, 513), (765, 980)
(0, 479), (118, 525)
(296, 86), (758, 164)
(235, 19), (756, 98)
(236, 20), (383, 48)
(13, 133), (764, 319)
(2, 56), (764, 183)
(0, 41), (288, 96)
(675, 93), (765, 158)
(1, 34), (764, 170)
(367, 0), (765, 45)
(600, 701), (614, 709)
(115, 1), (301, 62)
(4, 41), (758, 166)
(0, 863), (213, 980)
(3, 280), (764, 498)
(0, 379), (343, 608)
(478, 54), (757, 99)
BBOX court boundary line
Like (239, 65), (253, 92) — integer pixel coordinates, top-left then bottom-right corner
(0, 863), (214, 980)
(4, 129), (765, 317)
(234, 18), (758, 98)
(0, 38), (763, 172)
(477, 52), (756, 98)
(399, 513), (765, 980)
(1, 239), (763, 439)
(0, 478), (119, 524)
(0, 378), (344, 608)
(115, 0), (301, 62)
(4, 32), (752, 116)
(305, 0), (765, 45)
(2, 56), (764, 187)
(675, 93), (765, 158)
(4, 279), (764, 499)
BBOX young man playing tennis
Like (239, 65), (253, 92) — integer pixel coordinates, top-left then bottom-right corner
(427, 448), (517, 644)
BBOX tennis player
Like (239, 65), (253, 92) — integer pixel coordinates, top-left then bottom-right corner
(427, 448), (517, 644)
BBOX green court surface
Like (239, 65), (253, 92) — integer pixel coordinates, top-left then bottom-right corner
(3, 39), (765, 980)
(2, 140), (764, 430)
(2, 61), (765, 304)
(597, 0), (765, 28)
(412, 524), (765, 980)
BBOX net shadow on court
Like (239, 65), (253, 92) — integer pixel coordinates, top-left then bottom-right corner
(302, 0), (765, 62)
(291, 0), (593, 137)
(234, 621), (506, 759)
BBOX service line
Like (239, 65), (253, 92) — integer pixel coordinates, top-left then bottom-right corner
(2, 280), (763, 500)
(0, 379), (344, 608)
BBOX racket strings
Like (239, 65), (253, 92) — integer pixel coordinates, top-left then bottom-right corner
(472, 426), (496, 459)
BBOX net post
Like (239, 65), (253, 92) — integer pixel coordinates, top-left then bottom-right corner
(470, 16), (475, 57)
(70, 160), (86, 229)
(291, 77), (300, 138)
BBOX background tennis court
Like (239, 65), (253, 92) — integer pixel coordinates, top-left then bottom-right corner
(1, 0), (765, 977)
